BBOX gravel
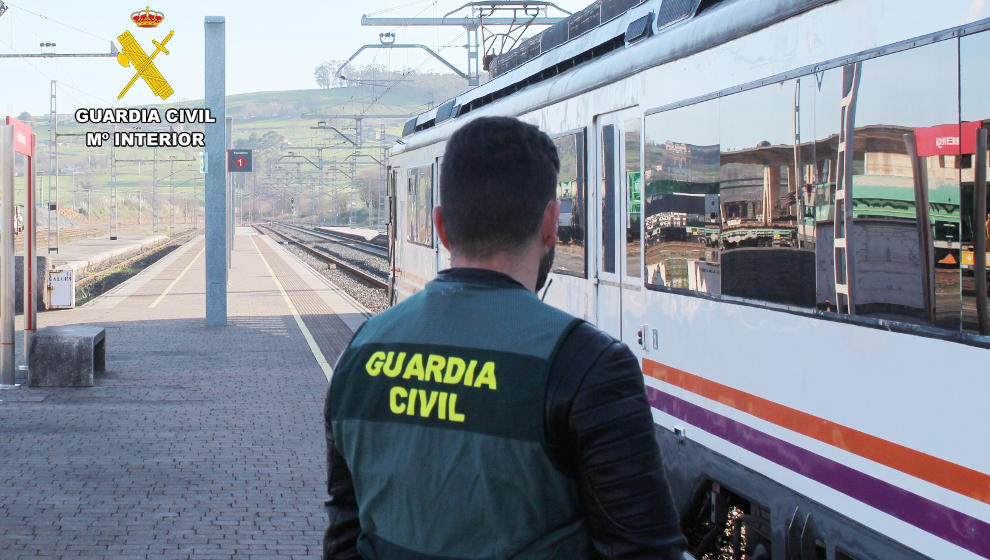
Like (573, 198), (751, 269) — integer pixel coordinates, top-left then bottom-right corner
(271, 231), (389, 314)
(274, 225), (389, 279)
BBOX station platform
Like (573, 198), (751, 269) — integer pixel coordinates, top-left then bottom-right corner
(0, 227), (369, 559)
(48, 234), (170, 278)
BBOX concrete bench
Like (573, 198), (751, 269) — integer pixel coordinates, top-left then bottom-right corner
(28, 326), (107, 387)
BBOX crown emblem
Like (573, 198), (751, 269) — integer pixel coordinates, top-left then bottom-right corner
(131, 6), (164, 28)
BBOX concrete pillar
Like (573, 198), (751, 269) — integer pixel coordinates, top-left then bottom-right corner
(225, 116), (232, 269)
(0, 126), (14, 384)
(205, 16), (227, 326)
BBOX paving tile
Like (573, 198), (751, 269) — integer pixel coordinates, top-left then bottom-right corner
(0, 229), (365, 559)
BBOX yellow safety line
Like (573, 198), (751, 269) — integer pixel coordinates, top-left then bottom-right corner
(149, 247), (204, 308)
(250, 236), (334, 382)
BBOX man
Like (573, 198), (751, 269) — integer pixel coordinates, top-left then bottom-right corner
(324, 116), (686, 559)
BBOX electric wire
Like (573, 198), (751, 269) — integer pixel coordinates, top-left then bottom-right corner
(5, 1), (112, 43)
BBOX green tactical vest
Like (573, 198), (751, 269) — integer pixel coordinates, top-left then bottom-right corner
(329, 273), (593, 560)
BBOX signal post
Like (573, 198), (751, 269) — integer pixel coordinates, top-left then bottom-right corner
(0, 117), (37, 386)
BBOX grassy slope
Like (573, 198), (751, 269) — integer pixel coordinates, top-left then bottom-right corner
(14, 86), (430, 219)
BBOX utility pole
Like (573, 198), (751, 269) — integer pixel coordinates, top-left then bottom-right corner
(1, 43), (118, 246)
(43, 80), (89, 251)
(110, 125), (118, 240)
(48, 80), (58, 253)
(307, 115), (407, 226)
(169, 156), (175, 236)
(152, 148), (158, 235)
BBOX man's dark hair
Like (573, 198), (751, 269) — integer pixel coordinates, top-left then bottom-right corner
(440, 116), (560, 256)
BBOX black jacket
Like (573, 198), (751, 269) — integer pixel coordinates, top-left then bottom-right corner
(324, 268), (686, 559)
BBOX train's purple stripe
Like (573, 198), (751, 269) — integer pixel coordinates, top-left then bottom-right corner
(647, 387), (990, 559)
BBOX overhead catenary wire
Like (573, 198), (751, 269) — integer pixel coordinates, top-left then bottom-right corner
(358, 28), (468, 115)
(365, 0), (437, 17)
(0, 36), (107, 110)
(5, 1), (112, 44)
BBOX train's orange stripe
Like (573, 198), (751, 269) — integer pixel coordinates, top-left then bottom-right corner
(642, 358), (990, 505)
(392, 267), (429, 290)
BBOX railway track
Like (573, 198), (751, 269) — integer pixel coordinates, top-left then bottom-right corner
(256, 224), (389, 289)
(274, 222), (388, 260)
(75, 229), (200, 290)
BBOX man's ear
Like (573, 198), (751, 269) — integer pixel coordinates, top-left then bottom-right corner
(540, 199), (561, 249)
(433, 206), (452, 251)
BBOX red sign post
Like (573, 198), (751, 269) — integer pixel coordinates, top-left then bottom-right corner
(3, 116), (38, 373)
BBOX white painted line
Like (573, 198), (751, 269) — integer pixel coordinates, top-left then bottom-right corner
(149, 247), (204, 309)
(249, 235), (334, 382)
(257, 233), (371, 330)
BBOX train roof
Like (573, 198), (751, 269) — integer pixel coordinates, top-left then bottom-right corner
(396, 0), (832, 147)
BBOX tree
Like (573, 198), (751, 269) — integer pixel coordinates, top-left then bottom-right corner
(314, 64), (331, 89)
(313, 60), (347, 89)
(17, 111), (31, 122)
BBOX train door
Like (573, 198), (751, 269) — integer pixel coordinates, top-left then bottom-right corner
(387, 166), (397, 305)
(434, 156), (451, 272)
(619, 115), (645, 353)
(595, 110), (638, 339)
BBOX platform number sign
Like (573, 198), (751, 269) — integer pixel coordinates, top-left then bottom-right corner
(227, 149), (253, 173)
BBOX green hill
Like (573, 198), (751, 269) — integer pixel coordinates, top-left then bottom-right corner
(13, 74), (464, 225)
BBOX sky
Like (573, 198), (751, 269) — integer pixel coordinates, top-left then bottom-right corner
(0, 0), (591, 117)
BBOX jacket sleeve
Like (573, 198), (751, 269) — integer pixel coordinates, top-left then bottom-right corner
(323, 376), (362, 559)
(546, 321), (687, 560)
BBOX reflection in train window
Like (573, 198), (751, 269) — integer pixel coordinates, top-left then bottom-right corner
(819, 41), (962, 328)
(961, 31), (990, 335)
(406, 165), (434, 247)
(553, 130), (587, 277)
(625, 118), (642, 278)
(602, 125), (617, 274)
(644, 100), (720, 293)
(719, 78), (817, 308)
(637, 39), (986, 340)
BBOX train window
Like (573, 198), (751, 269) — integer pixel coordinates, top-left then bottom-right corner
(602, 125), (617, 274)
(624, 118), (642, 278)
(406, 165), (434, 247)
(553, 130), (587, 277)
(718, 78), (816, 308)
(818, 41), (962, 328)
(960, 31), (990, 335)
(644, 100), (720, 293)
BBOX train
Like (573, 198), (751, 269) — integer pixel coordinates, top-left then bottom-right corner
(386, 1), (990, 558)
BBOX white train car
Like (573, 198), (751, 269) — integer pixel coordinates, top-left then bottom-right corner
(388, 1), (990, 558)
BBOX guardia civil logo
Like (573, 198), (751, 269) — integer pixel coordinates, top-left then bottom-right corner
(116, 6), (174, 100)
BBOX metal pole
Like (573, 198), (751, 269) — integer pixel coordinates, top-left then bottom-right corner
(53, 86), (59, 252)
(169, 157), (175, 236)
(24, 134), (37, 364)
(152, 147), (158, 235)
(205, 16), (227, 326)
(110, 125), (118, 240)
(0, 126), (15, 385)
(48, 80), (58, 254)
